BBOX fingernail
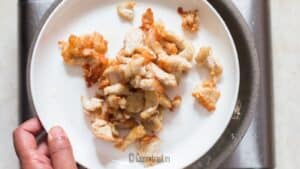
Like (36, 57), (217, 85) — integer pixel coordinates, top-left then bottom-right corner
(48, 126), (65, 140)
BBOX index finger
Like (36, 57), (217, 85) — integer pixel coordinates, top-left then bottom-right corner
(13, 117), (43, 159)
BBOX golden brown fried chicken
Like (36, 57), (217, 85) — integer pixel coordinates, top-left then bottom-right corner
(117, 0), (136, 21)
(177, 7), (200, 33)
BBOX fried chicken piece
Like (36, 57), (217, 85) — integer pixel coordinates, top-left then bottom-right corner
(192, 80), (220, 112)
(161, 41), (178, 55)
(109, 109), (131, 122)
(106, 95), (127, 109)
(98, 78), (110, 89)
(103, 64), (128, 84)
(142, 20), (194, 73)
(140, 91), (159, 119)
(103, 57), (147, 85)
(91, 119), (120, 142)
(81, 97), (103, 112)
(114, 118), (138, 129)
(195, 47), (223, 80)
(171, 96), (182, 110)
(81, 96), (109, 121)
(154, 22), (194, 61)
(59, 32), (108, 66)
(177, 7), (200, 33)
(140, 8), (154, 31)
(133, 47), (157, 63)
(59, 33), (108, 86)
(142, 109), (164, 132)
(126, 91), (145, 113)
(82, 63), (107, 87)
(116, 49), (132, 64)
(158, 94), (172, 109)
(115, 125), (146, 150)
(103, 83), (130, 96)
(137, 135), (161, 167)
(127, 57), (147, 76)
(157, 54), (192, 73)
(117, 0), (136, 21)
(146, 63), (177, 87)
(130, 76), (164, 93)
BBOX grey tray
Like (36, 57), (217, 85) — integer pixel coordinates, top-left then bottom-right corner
(19, 0), (273, 168)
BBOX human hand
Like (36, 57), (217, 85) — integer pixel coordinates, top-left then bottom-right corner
(13, 117), (78, 169)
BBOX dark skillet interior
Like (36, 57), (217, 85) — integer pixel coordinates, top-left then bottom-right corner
(25, 1), (260, 169)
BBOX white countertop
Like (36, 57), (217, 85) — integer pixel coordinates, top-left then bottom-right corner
(0, 0), (299, 168)
(271, 0), (300, 168)
(0, 0), (19, 168)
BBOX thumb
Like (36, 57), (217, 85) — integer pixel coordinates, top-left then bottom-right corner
(48, 126), (77, 169)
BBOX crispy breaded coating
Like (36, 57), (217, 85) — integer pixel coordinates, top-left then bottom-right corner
(81, 97), (103, 112)
(115, 125), (146, 150)
(140, 8), (154, 31)
(195, 47), (223, 80)
(171, 96), (182, 110)
(126, 91), (145, 113)
(59, 32), (108, 66)
(177, 7), (200, 33)
(103, 83), (130, 96)
(59, 33), (108, 86)
(140, 91), (159, 119)
(146, 63), (177, 87)
(117, 0), (136, 21)
(91, 119), (119, 142)
(192, 80), (220, 112)
(106, 95), (127, 109)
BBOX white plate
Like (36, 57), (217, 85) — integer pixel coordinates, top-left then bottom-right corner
(29, 0), (239, 168)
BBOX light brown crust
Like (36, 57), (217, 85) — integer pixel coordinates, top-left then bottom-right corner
(192, 80), (220, 112)
(177, 7), (200, 33)
(140, 8), (154, 31)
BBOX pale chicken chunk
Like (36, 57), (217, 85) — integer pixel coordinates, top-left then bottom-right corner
(140, 91), (159, 119)
(130, 76), (164, 93)
(103, 57), (146, 84)
(106, 95), (127, 109)
(153, 22), (194, 61)
(116, 50), (132, 64)
(127, 57), (147, 76)
(115, 125), (146, 150)
(142, 111), (163, 132)
(81, 97), (103, 112)
(195, 47), (223, 80)
(117, 1), (136, 21)
(146, 63), (177, 87)
(171, 96), (182, 110)
(91, 119), (119, 142)
(126, 91), (145, 113)
(103, 83), (130, 96)
(192, 80), (220, 112)
(177, 7), (200, 33)
(157, 54), (192, 73)
(158, 94), (172, 109)
(103, 64), (127, 84)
